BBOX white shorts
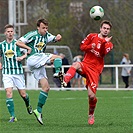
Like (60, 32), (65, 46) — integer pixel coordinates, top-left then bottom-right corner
(3, 74), (25, 89)
(27, 53), (53, 81)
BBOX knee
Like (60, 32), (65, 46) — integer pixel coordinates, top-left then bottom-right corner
(6, 89), (13, 98)
(88, 93), (95, 100)
(6, 91), (13, 98)
(72, 62), (81, 69)
(40, 78), (50, 92)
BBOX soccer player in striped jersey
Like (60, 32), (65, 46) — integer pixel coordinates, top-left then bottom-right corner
(0, 24), (32, 122)
(16, 18), (62, 125)
(59, 20), (113, 125)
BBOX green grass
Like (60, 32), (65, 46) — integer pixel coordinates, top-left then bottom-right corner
(0, 90), (133, 133)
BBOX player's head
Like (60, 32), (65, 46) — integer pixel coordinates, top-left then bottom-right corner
(37, 18), (48, 27)
(4, 24), (14, 30)
(100, 20), (112, 37)
(37, 18), (48, 36)
(4, 24), (14, 40)
(100, 20), (112, 29)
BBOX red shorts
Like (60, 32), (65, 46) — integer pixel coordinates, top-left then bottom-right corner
(79, 62), (100, 94)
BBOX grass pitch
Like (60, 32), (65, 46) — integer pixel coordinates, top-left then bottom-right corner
(0, 90), (133, 133)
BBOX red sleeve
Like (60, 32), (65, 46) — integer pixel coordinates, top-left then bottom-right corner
(80, 34), (93, 52)
(104, 42), (113, 55)
(101, 39), (113, 56)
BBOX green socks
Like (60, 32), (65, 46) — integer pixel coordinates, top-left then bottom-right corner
(53, 58), (62, 73)
(37, 91), (48, 113)
(6, 98), (15, 117)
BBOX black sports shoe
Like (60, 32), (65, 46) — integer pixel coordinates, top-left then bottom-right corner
(58, 72), (67, 87)
(27, 105), (33, 115)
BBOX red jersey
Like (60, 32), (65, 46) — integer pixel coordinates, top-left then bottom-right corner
(80, 33), (113, 74)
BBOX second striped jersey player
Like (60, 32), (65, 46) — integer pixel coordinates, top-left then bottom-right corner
(0, 24), (32, 122)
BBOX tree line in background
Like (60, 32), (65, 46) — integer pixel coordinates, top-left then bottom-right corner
(0, 0), (133, 64)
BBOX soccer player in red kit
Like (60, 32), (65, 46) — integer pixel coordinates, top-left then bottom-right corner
(60, 20), (113, 125)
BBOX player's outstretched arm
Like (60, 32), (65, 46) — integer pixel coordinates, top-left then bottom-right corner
(80, 40), (96, 52)
(16, 52), (27, 61)
(16, 40), (31, 54)
(80, 34), (95, 52)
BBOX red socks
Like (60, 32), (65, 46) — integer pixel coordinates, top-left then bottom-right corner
(89, 97), (97, 115)
(64, 67), (76, 83)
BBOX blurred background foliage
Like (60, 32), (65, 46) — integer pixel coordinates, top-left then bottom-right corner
(0, 0), (133, 64)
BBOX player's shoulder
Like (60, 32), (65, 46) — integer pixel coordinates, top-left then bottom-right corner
(23, 30), (38, 38)
(87, 33), (98, 37)
(90, 33), (97, 35)
(0, 40), (6, 45)
(46, 31), (53, 37)
(0, 40), (6, 49)
(86, 33), (98, 40)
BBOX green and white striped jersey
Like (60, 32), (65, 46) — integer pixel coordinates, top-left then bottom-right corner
(19, 30), (56, 58)
(0, 39), (24, 74)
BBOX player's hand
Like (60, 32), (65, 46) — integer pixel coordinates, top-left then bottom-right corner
(27, 48), (32, 54)
(16, 57), (23, 61)
(0, 63), (2, 70)
(105, 36), (112, 42)
(55, 34), (62, 41)
(92, 43), (96, 49)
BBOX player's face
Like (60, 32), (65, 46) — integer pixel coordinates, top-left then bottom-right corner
(100, 24), (111, 37)
(5, 28), (14, 40)
(37, 22), (48, 36)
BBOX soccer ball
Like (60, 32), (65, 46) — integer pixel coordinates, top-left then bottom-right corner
(90, 6), (104, 20)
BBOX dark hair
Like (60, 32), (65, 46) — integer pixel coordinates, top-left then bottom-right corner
(100, 20), (112, 29)
(4, 24), (14, 30)
(37, 18), (48, 27)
